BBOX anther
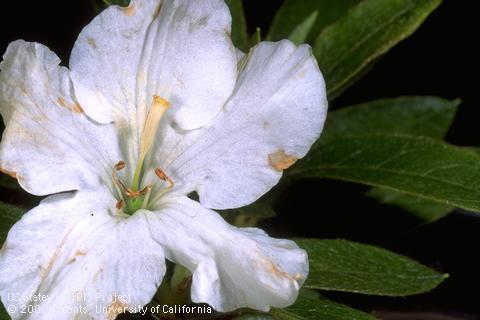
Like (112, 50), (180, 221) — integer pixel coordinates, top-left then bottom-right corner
(122, 183), (152, 198)
(112, 161), (150, 199)
(155, 168), (174, 189)
(116, 200), (124, 210)
(114, 160), (125, 171)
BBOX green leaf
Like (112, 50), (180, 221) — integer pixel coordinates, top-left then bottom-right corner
(0, 174), (20, 190)
(285, 11), (318, 45)
(366, 188), (453, 222)
(293, 135), (480, 213)
(0, 201), (24, 244)
(309, 96), (459, 222)
(268, 0), (361, 43)
(248, 27), (262, 49)
(271, 289), (376, 320)
(102, 0), (130, 6)
(233, 315), (274, 320)
(91, 0), (130, 12)
(221, 201), (277, 228)
(314, 0), (442, 99)
(0, 301), (9, 320)
(318, 96), (459, 147)
(297, 239), (447, 296)
(0, 305), (9, 320)
(225, 0), (249, 51)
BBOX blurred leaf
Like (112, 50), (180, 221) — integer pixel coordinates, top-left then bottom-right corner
(102, 0), (130, 6)
(91, 0), (130, 12)
(221, 199), (276, 227)
(286, 11), (318, 45)
(314, 0), (442, 99)
(90, 0), (102, 13)
(366, 188), (453, 222)
(317, 96), (459, 147)
(271, 289), (376, 320)
(0, 201), (23, 244)
(309, 96), (459, 221)
(234, 202), (276, 227)
(0, 303), (8, 320)
(225, 0), (249, 51)
(268, 0), (361, 43)
(233, 315), (274, 320)
(0, 174), (20, 190)
(248, 27), (262, 49)
(292, 135), (480, 213)
(297, 239), (447, 296)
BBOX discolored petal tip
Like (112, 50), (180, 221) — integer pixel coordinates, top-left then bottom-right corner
(268, 149), (298, 172)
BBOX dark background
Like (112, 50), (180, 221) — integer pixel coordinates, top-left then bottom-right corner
(0, 0), (478, 318)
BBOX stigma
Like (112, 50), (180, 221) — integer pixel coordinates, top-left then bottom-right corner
(139, 96), (170, 168)
(132, 95), (170, 192)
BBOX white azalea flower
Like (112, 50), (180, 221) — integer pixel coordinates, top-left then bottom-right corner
(0, 0), (327, 318)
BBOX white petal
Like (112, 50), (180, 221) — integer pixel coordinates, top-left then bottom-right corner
(138, 0), (237, 130)
(70, 0), (237, 134)
(0, 40), (121, 196)
(156, 40), (327, 209)
(69, 0), (160, 127)
(147, 196), (308, 312)
(0, 191), (165, 320)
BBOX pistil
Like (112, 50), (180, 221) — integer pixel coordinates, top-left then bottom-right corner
(132, 95), (170, 192)
(111, 96), (173, 215)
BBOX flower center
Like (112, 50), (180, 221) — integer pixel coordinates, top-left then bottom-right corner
(112, 95), (173, 215)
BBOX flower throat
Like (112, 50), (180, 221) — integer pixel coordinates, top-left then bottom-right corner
(112, 95), (173, 215)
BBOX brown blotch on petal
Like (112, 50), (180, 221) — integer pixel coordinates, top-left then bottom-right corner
(67, 250), (86, 265)
(268, 150), (298, 171)
(152, 3), (162, 19)
(268, 260), (300, 283)
(87, 37), (97, 49)
(72, 103), (84, 114)
(39, 224), (77, 280)
(122, 5), (137, 16)
(57, 97), (84, 114)
(57, 97), (68, 108)
(293, 273), (305, 281)
(296, 70), (306, 79)
(107, 299), (127, 320)
(93, 267), (104, 282)
(0, 167), (18, 179)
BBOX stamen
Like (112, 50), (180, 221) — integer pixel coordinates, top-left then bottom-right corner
(114, 160), (125, 171)
(116, 200), (124, 210)
(141, 187), (152, 210)
(112, 160), (151, 199)
(155, 167), (174, 189)
(149, 167), (175, 204)
(112, 161), (127, 203)
(120, 180), (151, 198)
(137, 185), (153, 196)
(132, 95), (170, 191)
